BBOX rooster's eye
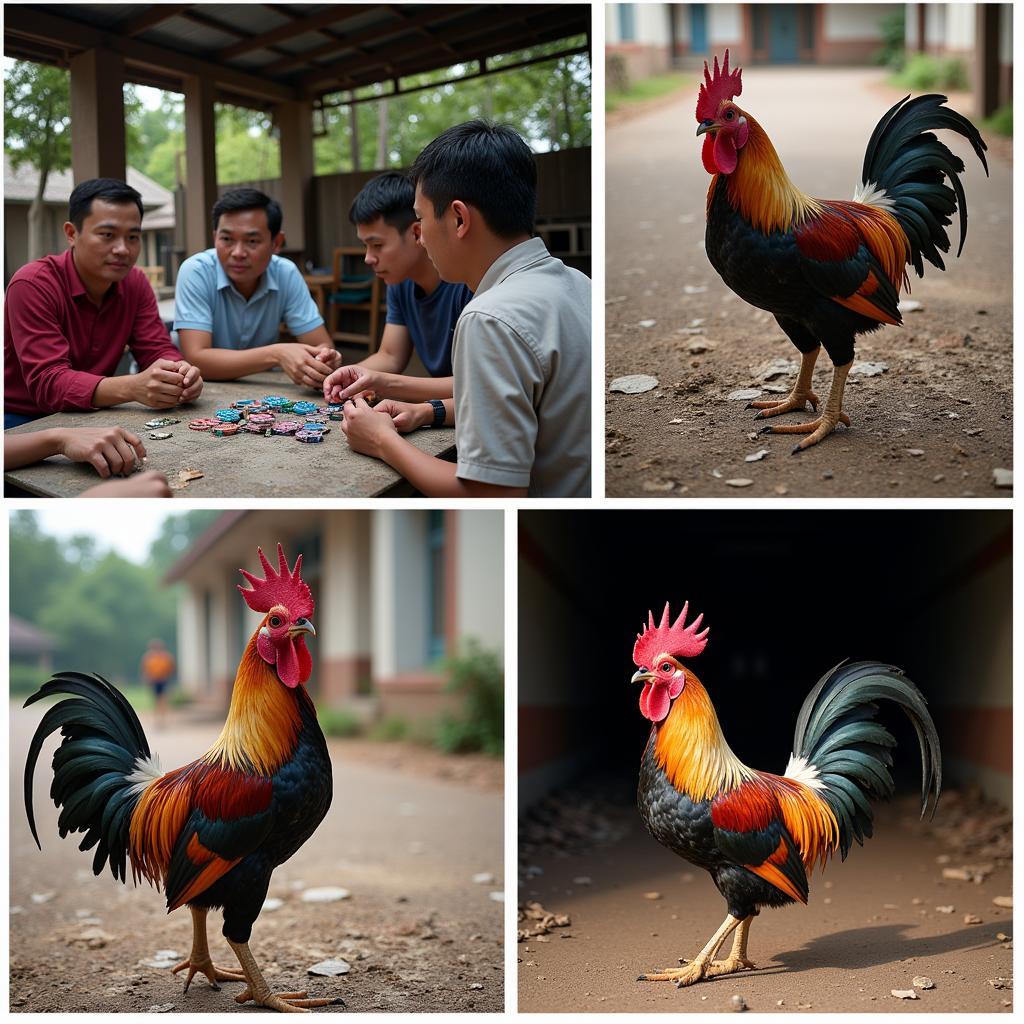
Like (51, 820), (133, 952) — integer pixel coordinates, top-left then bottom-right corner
(269, 615), (282, 628)
(725, 109), (734, 120)
(661, 662), (673, 673)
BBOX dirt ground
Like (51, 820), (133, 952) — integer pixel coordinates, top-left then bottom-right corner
(518, 783), (1012, 1013)
(10, 705), (503, 1013)
(605, 67), (1013, 497)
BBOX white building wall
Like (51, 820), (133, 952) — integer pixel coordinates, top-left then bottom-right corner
(453, 510), (504, 654)
(321, 512), (371, 662)
(824, 5), (900, 40)
(1000, 6), (1012, 64)
(605, 4), (672, 46)
(925, 5), (946, 48)
(708, 4), (742, 44)
(177, 588), (203, 693)
(945, 4), (975, 48)
(371, 511), (429, 676)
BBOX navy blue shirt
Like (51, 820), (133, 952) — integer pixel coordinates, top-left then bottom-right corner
(385, 279), (473, 377)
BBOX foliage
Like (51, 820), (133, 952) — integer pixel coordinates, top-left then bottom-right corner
(871, 10), (907, 70)
(318, 707), (364, 738)
(9, 663), (45, 696)
(3, 61), (71, 176)
(367, 716), (410, 742)
(146, 510), (221, 576)
(983, 102), (1012, 138)
(892, 54), (969, 92)
(433, 639), (503, 755)
(606, 71), (689, 113)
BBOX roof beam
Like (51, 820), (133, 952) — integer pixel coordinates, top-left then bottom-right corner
(216, 4), (375, 60)
(4, 4), (295, 102)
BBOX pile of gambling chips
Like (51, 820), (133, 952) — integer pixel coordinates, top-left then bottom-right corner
(191, 396), (337, 443)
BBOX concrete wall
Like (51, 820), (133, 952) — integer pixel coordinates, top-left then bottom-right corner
(823, 5), (897, 41)
(708, 3), (743, 45)
(454, 510), (504, 655)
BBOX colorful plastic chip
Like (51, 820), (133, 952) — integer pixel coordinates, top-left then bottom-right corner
(271, 421), (301, 436)
(295, 429), (325, 443)
(145, 417), (180, 428)
(292, 400), (319, 415)
(188, 418), (219, 431)
(215, 408), (242, 422)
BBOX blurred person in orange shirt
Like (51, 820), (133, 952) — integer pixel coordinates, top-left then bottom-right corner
(140, 638), (176, 728)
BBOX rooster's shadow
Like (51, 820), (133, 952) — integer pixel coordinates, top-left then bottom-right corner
(771, 922), (1007, 973)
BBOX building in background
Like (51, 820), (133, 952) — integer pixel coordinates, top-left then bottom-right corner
(9, 616), (57, 677)
(165, 510), (503, 724)
(3, 155), (176, 287)
(606, 4), (1011, 113)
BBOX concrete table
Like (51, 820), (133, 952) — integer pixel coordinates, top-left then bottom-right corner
(4, 372), (455, 498)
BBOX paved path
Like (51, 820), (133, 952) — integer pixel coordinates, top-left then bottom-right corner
(606, 67), (1012, 497)
(11, 705), (503, 1012)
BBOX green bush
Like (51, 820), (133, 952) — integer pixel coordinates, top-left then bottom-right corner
(872, 10), (906, 69)
(367, 715), (410, 742)
(433, 639), (503, 755)
(984, 102), (1012, 137)
(894, 53), (968, 92)
(318, 707), (363, 738)
(9, 663), (45, 696)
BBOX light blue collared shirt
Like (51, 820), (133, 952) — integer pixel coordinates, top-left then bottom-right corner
(173, 249), (323, 349)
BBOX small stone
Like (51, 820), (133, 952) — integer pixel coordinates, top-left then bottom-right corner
(992, 469), (1013, 489)
(727, 388), (762, 401)
(744, 449), (770, 463)
(668, 417), (683, 424)
(472, 872), (495, 885)
(638, 319), (657, 328)
(913, 976), (935, 989)
(964, 914), (982, 924)
(899, 299), (924, 313)
(891, 989), (918, 999)
(610, 374), (659, 395)
(935, 905), (955, 914)
(943, 867), (973, 881)
(773, 485), (789, 495)
(730, 994), (747, 1011)
(30, 892), (56, 904)
(643, 892), (662, 901)
(932, 474), (945, 483)
(489, 891), (504, 902)
(146, 1004), (177, 1013)
(725, 478), (754, 487)
(687, 341), (711, 354)
(301, 887), (351, 903)
(906, 449), (925, 457)
(851, 360), (888, 377)
(683, 285), (707, 295)
(307, 959), (351, 977)
(822, 469), (833, 480)
(469, 983), (483, 990)
(992, 896), (1013, 908)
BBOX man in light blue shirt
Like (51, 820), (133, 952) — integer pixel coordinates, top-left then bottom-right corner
(175, 189), (341, 386)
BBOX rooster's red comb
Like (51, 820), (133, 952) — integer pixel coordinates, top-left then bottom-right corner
(696, 49), (742, 122)
(238, 544), (313, 618)
(633, 601), (709, 668)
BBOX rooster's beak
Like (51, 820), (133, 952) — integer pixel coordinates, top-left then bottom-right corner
(289, 618), (316, 638)
(696, 120), (716, 137)
(631, 668), (654, 685)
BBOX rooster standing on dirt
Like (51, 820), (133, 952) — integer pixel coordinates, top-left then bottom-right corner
(631, 602), (941, 987)
(24, 545), (339, 1013)
(697, 51), (988, 450)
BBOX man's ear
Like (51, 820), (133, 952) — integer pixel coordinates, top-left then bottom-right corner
(272, 232), (286, 254)
(410, 221), (422, 243)
(451, 200), (471, 239)
(63, 221), (78, 247)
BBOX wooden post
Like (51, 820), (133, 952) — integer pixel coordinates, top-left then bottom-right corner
(69, 48), (127, 183)
(182, 72), (218, 258)
(974, 4), (1001, 118)
(276, 98), (315, 258)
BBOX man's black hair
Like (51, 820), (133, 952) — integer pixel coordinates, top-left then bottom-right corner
(349, 172), (417, 233)
(211, 188), (283, 236)
(68, 178), (144, 229)
(409, 120), (536, 238)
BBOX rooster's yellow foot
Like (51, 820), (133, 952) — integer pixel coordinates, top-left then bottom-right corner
(705, 955), (756, 978)
(637, 961), (706, 987)
(235, 987), (346, 1013)
(759, 410), (851, 451)
(749, 390), (820, 418)
(172, 955), (246, 992)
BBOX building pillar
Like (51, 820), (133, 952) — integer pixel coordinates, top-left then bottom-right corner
(69, 48), (127, 183)
(275, 99), (315, 258)
(182, 72), (218, 257)
(974, 4), (1001, 118)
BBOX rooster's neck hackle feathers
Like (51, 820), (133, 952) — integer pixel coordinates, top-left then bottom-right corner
(206, 636), (306, 774)
(652, 671), (753, 801)
(713, 113), (823, 233)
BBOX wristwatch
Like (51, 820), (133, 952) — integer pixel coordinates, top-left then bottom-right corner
(427, 399), (446, 428)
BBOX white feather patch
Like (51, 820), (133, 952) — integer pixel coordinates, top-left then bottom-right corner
(783, 753), (824, 790)
(852, 180), (895, 210)
(125, 752), (164, 795)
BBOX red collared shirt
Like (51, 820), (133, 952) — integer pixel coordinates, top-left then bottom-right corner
(4, 248), (181, 416)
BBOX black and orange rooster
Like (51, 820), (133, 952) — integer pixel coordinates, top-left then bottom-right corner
(697, 51), (988, 450)
(631, 602), (941, 987)
(24, 545), (339, 1013)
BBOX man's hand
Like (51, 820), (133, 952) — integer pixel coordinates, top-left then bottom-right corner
(176, 360), (204, 403)
(82, 469), (172, 498)
(323, 364), (378, 404)
(339, 397), (399, 458)
(276, 343), (338, 389)
(134, 358), (186, 408)
(56, 426), (147, 478)
(311, 346), (343, 371)
(374, 399), (433, 434)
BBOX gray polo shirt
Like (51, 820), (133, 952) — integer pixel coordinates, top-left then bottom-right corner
(452, 237), (591, 497)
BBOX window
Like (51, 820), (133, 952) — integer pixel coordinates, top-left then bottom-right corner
(618, 4), (636, 42)
(426, 510), (446, 662)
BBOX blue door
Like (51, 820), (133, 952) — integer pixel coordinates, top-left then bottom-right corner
(769, 5), (799, 63)
(690, 5), (707, 54)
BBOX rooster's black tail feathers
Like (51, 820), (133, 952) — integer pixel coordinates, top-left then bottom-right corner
(792, 661), (942, 860)
(24, 671), (151, 882)
(860, 94), (988, 278)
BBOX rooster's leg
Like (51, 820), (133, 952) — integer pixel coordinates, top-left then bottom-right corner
(749, 346), (821, 417)
(638, 913), (743, 987)
(172, 907), (247, 992)
(759, 360), (852, 451)
(227, 938), (345, 1013)
(706, 914), (757, 977)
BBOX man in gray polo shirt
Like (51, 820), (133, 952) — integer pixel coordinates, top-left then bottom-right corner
(339, 121), (591, 498)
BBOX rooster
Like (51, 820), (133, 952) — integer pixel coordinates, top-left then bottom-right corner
(24, 545), (340, 1013)
(696, 51), (988, 450)
(631, 602), (941, 987)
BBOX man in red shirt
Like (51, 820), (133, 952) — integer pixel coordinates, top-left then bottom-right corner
(4, 178), (203, 429)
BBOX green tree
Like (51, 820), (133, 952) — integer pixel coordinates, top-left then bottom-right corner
(4, 61), (72, 260)
(9, 511), (75, 624)
(147, 510), (222, 576)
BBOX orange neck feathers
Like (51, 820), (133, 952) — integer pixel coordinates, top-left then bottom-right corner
(205, 633), (305, 775)
(709, 113), (822, 233)
(652, 670), (753, 801)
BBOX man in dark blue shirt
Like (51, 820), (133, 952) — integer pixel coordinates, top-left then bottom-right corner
(323, 173), (472, 404)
